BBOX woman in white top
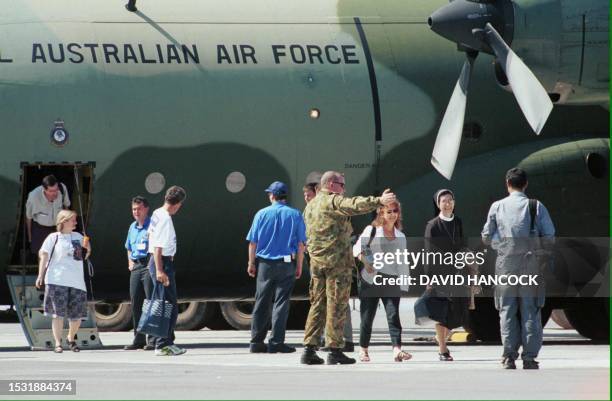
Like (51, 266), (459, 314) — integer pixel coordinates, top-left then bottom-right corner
(35, 210), (91, 353)
(353, 201), (411, 362)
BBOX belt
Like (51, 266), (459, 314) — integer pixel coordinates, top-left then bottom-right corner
(131, 256), (150, 264)
(257, 257), (291, 263)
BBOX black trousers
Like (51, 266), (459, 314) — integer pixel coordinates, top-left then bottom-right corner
(129, 260), (153, 346)
(250, 259), (296, 346)
(359, 296), (402, 347)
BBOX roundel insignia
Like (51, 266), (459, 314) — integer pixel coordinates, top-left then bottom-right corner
(50, 119), (69, 147)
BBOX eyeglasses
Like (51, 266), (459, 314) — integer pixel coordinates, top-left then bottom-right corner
(332, 181), (345, 188)
(385, 209), (399, 214)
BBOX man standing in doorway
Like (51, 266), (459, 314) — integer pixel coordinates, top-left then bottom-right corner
(26, 175), (70, 255)
(301, 171), (396, 365)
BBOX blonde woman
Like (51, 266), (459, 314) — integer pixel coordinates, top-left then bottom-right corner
(352, 201), (412, 362)
(35, 210), (91, 353)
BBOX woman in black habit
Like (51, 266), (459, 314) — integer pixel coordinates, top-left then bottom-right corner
(423, 189), (469, 361)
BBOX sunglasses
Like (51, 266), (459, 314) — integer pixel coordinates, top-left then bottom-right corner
(385, 209), (399, 214)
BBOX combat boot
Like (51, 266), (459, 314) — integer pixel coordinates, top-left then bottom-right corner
(300, 345), (324, 365)
(327, 348), (356, 365)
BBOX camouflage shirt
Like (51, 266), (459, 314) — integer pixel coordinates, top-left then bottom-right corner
(304, 189), (381, 269)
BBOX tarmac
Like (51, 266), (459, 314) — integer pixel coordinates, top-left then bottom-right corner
(0, 304), (609, 400)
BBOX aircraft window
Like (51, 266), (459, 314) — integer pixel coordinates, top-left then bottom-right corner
(462, 122), (482, 143)
(586, 153), (607, 179)
(145, 172), (166, 194)
(309, 108), (320, 119)
(226, 171), (246, 193)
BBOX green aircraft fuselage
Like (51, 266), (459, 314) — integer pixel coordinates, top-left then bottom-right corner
(0, 0), (608, 302)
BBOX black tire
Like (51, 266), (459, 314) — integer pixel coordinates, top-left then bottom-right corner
(466, 299), (553, 342)
(94, 303), (133, 332)
(466, 298), (501, 342)
(176, 301), (217, 331)
(564, 299), (610, 341)
(540, 303), (553, 327)
(205, 302), (234, 330)
(219, 301), (253, 330)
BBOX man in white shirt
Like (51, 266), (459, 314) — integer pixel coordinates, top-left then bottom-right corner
(146, 185), (187, 356)
(26, 175), (70, 255)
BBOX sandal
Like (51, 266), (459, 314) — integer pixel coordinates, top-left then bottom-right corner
(394, 350), (412, 362)
(67, 340), (80, 352)
(359, 349), (370, 362)
(53, 345), (63, 353)
(439, 351), (453, 361)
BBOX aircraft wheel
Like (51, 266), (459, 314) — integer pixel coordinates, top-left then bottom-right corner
(176, 301), (216, 331)
(541, 303), (553, 327)
(564, 299), (609, 341)
(205, 302), (233, 330)
(219, 301), (253, 330)
(466, 298), (501, 342)
(467, 300), (552, 342)
(94, 303), (133, 332)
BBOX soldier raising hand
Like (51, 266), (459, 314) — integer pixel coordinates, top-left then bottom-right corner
(300, 171), (392, 365)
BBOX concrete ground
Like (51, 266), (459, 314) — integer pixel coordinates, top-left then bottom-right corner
(0, 304), (609, 400)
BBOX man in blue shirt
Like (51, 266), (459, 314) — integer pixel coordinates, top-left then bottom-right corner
(123, 196), (154, 351)
(482, 168), (555, 370)
(246, 181), (307, 353)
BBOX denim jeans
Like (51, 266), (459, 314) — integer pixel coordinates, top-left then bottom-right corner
(498, 296), (543, 361)
(250, 259), (296, 346)
(148, 256), (178, 349)
(359, 296), (402, 347)
(129, 260), (153, 346)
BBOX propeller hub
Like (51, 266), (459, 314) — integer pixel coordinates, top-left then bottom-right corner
(428, 0), (514, 54)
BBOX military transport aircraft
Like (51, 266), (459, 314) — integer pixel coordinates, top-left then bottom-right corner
(0, 0), (608, 344)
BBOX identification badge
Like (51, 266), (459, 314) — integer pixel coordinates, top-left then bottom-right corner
(137, 243), (147, 251)
(283, 255), (291, 263)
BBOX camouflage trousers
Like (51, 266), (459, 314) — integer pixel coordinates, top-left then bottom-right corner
(303, 265), (352, 348)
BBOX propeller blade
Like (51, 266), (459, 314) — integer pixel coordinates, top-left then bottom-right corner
(483, 23), (553, 135)
(431, 54), (476, 180)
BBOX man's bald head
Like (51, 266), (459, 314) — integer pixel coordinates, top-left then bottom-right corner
(320, 171), (345, 194)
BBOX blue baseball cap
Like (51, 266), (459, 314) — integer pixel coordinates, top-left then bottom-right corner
(264, 181), (288, 196)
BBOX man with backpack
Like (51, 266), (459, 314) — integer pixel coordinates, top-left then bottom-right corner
(481, 167), (555, 370)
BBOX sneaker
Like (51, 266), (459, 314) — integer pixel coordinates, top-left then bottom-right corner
(250, 343), (268, 353)
(502, 357), (516, 370)
(155, 347), (172, 356)
(300, 346), (324, 365)
(268, 343), (296, 353)
(523, 360), (539, 370)
(168, 345), (186, 355)
(142, 344), (155, 351)
(327, 348), (356, 365)
(123, 344), (143, 351)
(155, 346), (185, 356)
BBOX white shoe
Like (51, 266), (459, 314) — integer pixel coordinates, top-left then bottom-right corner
(168, 345), (186, 355)
(155, 346), (172, 356)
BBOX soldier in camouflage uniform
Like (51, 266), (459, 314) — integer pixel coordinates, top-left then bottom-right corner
(300, 171), (397, 365)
